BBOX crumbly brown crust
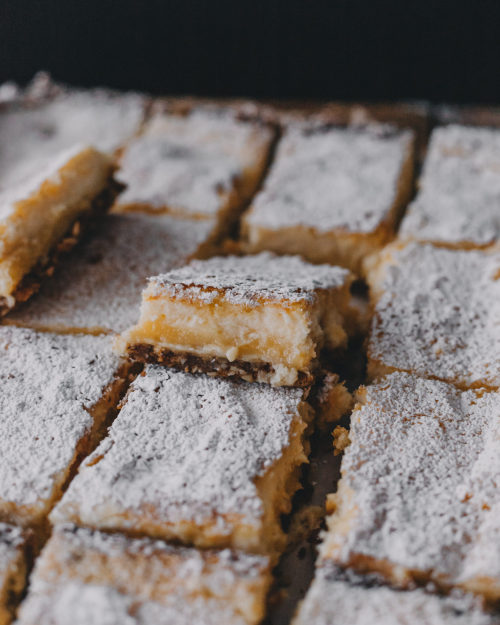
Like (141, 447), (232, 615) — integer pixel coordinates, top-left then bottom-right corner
(0, 176), (123, 317)
(126, 343), (316, 387)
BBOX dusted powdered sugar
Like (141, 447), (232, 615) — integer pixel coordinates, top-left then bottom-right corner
(0, 88), (144, 190)
(245, 124), (413, 234)
(326, 372), (500, 588)
(18, 525), (269, 625)
(401, 125), (500, 246)
(294, 564), (499, 625)
(52, 366), (304, 532)
(8, 213), (216, 333)
(368, 242), (500, 389)
(116, 110), (273, 217)
(0, 327), (122, 512)
(18, 582), (251, 625)
(149, 252), (351, 307)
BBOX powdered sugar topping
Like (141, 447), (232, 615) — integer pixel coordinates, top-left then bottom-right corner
(18, 525), (268, 625)
(295, 564), (499, 625)
(368, 242), (500, 389)
(0, 326), (122, 513)
(53, 366), (305, 533)
(8, 213), (216, 333)
(116, 110), (272, 218)
(0, 88), (144, 191)
(327, 372), (500, 587)
(149, 252), (351, 307)
(245, 124), (413, 234)
(401, 125), (500, 246)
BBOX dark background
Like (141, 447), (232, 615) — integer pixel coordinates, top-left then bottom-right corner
(1, 0), (500, 104)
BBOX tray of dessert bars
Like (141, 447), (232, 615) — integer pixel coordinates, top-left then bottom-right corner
(0, 71), (499, 624)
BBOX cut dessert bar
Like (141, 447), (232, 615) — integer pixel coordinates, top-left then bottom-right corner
(6, 213), (217, 334)
(241, 124), (415, 274)
(0, 80), (145, 189)
(400, 125), (500, 248)
(293, 564), (499, 625)
(120, 253), (353, 387)
(113, 109), (274, 238)
(322, 371), (500, 600)
(0, 145), (117, 315)
(366, 242), (500, 390)
(0, 326), (131, 530)
(51, 365), (321, 555)
(0, 524), (31, 625)
(17, 525), (271, 625)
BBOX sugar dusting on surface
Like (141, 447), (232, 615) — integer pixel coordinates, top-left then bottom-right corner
(53, 366), (305, 533)
(326, 372), (500, 587)
(149, 252), (350, 307)
(0, 326), (122, 509)
(295, 564), (499, 625)
(116, 110), (273, 217)
(401, 125), (500, 246)
(368, 242), (500, 389)
(246, 124), (413, 234)
(8, 214), (216, 332)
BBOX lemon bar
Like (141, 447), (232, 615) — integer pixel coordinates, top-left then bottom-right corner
(400, 125), (500, 248)
(0, 524), (31, 625)
(0, 146), (116, 315)
(322, 372), (500, 600)
(120, 253), (353, 387)
(113, 110), (274, 238)
(241, 124), (415, 274)
(6, 213), (217, 334)
(0, 326), (131, 531)
(51, 366), (320, 556)
(366, 242), (500, 390)
(17, 525), (271, 625)
(293, 564), (499, 625)
(0, 83), (145, 189)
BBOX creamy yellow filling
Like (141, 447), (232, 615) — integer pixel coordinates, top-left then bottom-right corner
(0, 146), (112, 298)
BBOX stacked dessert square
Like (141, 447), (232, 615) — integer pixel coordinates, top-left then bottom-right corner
(0, 72), (498, 624)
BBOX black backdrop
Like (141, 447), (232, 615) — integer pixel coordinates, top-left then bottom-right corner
(2, 0), (500, 103)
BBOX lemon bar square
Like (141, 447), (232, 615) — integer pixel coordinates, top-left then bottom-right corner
(0, 84), (145, 189)
(322, 371), (500, 601)
(17, 525), (272, 625)
(0, 146), (116, 315)
(120, 252), (353, 387)
(241, 124), (415, 274)
(400, 125), (500, 249)
(365, 242), (500, 390)
(113, 110), (274, 235)
(6, 213), (217, 334)
(52, 365), (316, 556)
(0, 326), (131, 530)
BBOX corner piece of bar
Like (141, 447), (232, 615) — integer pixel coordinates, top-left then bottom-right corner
(120, 252), (354, 387)
(365, 241), (500, 390)
(16, 525), (272, 625)
(113, 109), (274, 237)
(293, 564), (500, 625)
(51, 365), (312, 557)
(400, 124), (500, 249)
(0, 326), (131, 531)
(0, 79), (145, 189)
(0, 145), (117, 316)
(321, 371), (500, 601)
(241, 123), (415, 274)
(6, 213), (217, 334)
